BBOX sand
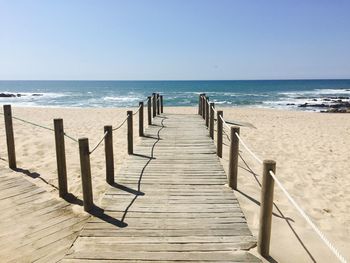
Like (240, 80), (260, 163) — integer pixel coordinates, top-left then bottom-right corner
(0, 106), (349, 262)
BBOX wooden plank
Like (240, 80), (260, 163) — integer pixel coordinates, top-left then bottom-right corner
(64, 113), (259, 262)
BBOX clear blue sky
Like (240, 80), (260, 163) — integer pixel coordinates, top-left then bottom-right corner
(1, 0), (349, 80)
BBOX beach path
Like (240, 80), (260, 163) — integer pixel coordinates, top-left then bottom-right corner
(0, 172), (89, 262)
(63, 113), (259, 262)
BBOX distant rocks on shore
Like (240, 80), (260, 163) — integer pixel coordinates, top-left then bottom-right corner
(297, 96), (350, 113)
(0, 93), (43, 98)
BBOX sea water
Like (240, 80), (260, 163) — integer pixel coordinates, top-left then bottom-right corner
(0, 80), (349, 110)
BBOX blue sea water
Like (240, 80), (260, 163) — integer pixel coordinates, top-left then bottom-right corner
(0, 80), (350, 110)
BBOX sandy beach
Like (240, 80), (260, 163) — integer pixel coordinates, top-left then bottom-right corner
(0, 106), (349, 262)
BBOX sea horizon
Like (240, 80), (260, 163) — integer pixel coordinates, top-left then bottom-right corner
(1, 79), (350, 110)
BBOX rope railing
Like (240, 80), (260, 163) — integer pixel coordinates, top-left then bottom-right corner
(112, 115), (129, 131)
(11, 115), (55, 132)
(198, 94), (347, 262)
(234, 132), (263, 165)
(64, 133), (79, 143)
(0, 110), (79, 143)
(1, 92), (164, 212)
(269, 170), (347, 263)
(89, 131), (108, 155)
(219, 114), (231, 131)
(133, 105), (142, 115)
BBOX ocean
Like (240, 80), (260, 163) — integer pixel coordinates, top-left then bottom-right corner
(0, 80), (350, 111)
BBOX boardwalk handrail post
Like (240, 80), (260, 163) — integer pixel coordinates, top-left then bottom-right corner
(198, 94), (203, 115)
(147, 96), (152, 125)
(202, 94), (206, 119)
(54, 118), (68, 197)
(78, 138), (94, 212)
(217, 111), (223, 158)
(127, 111), (133, 154)
(104, 126), (114, 185)
(228, 126), (240, 189)
(160, 95), (164, 113)
(157, 93), (160, 115)
(3, 105), (16, 169)
(205, 96), (209, 127)
(139, 101), (144, 136)
(209, 102), (215, 139)
(258, 160), (276, 257)
(152, 93), (156, 117)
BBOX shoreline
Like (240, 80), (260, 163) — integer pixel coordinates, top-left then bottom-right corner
(0, 106), (349, 262)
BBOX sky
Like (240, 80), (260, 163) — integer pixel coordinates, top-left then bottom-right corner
(0, 0), (349, 80)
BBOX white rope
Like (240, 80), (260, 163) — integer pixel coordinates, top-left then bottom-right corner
(269, 171), (347, 263)
(211, 105), (217, 113)
(219, 114), (231, 131)
(89, 131), (108, 154)
(64, 133), (78, 143)
(12, 115), (55, 132)
(133, 105), (142, 115)
(112, 115), (129, 131)
(235, 132), (263, 165)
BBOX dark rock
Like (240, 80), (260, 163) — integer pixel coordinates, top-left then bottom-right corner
(0, 93), (16, 98)
(322, 108), (350, 113)
(286, 103), (295, 106)
(16, 94), (21, 97)
(32, 93), (43, 97)
(312, 99), (317, 101)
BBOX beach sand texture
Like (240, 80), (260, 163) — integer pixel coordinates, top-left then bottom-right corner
(0, 106), (349, 262)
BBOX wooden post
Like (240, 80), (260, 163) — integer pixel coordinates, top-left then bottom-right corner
(209, 102), (215, 139)
(147, 96), (152, 125)
(139, 102), (144, 136)
(104, 126), (114, 185)
(78, 138), (94, 212)
(201, 94), (206, 119)
(54, 119), (68, 197)
(205, 96), (209, 127)
(127, 111), (133, 154)
(3, 105), (16, 169)
(198, 94), (202, 115)
(152, 93), (156, 117)
(156, 93), (160, 115)
(228, 126), (240, 189)
(160, 95), (164, 113)
(217, 111), (223, 158)
(258, 160), (276, 257)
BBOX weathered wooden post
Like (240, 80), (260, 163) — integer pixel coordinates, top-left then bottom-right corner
(202, 94), (206, 119)
(156, 94), (160, 115)
(160, 95), (164, 113)
(198, 94), (202, 115)
(127, 111), (133, 154)
(139, 102), (144, 136)
(78, 138), (94, 212)
(209, 102), (215, 139)
(217, 111), (223, 158)
(228, 126), (240, 189)
(147, 96), (152, 125)
(152, 93), (156, 117)
(104, 126), (114, 185)
(54, 118), (68, 197)
(205, 96), (209, 127)
(258, 160), (276, 257)
(3, 105), (16, 169)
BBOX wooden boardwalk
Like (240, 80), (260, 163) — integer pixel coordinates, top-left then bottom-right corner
(63, 114), (259, 262)
(0, 172), (88, 262)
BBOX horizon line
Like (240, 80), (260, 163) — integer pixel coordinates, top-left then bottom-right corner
(1, 78), (350, 82)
